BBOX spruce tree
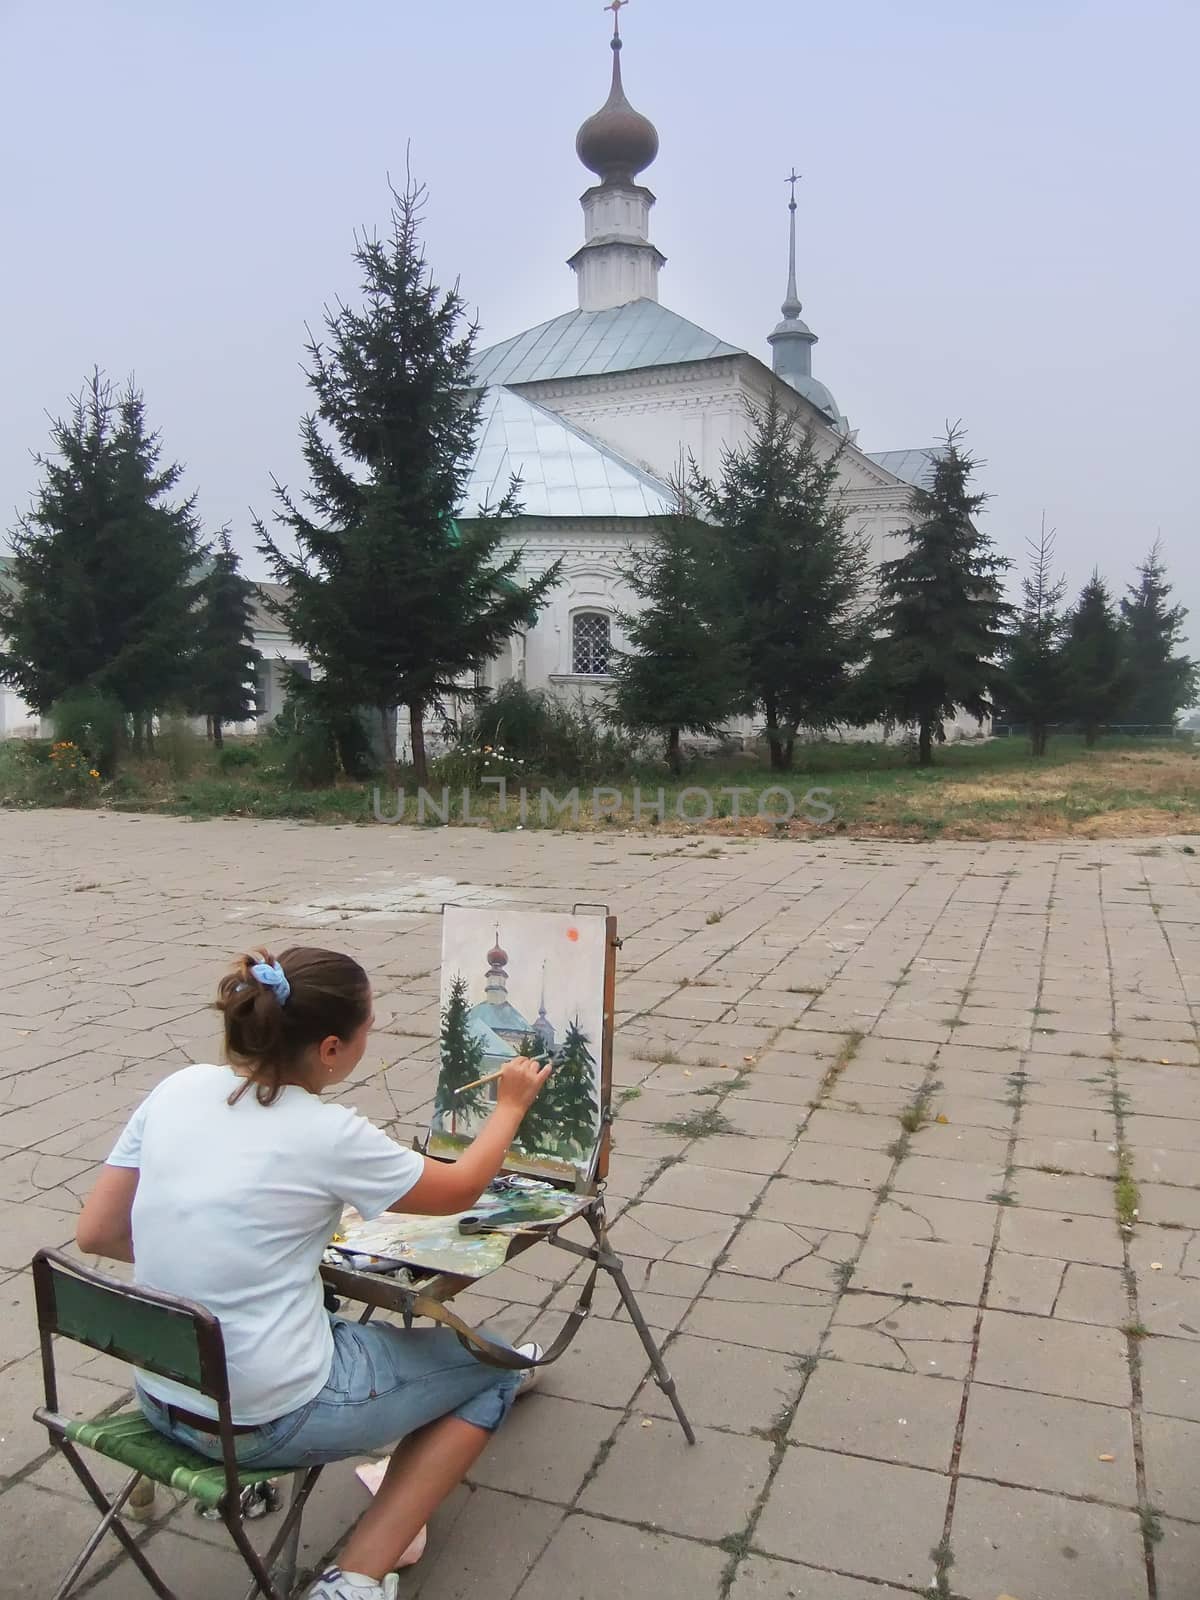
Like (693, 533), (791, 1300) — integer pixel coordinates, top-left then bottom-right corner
(545, 1021), (600, 1160)
(1062, 572), (1128, 747)
(1003, 518), (1069, 757)
(0, 371), (203, 752)
(610, 511), (741, 772)
(256, 176), (560, 782)
(192, 529), (261, 746)
(1119, 540), (1197, 728)
(870, 430), (1011, 765)
(436, 975), (487, 1137)
(685, 395), (874, 771)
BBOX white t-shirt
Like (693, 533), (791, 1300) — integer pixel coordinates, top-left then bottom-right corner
(108, 1063), (424, 1424)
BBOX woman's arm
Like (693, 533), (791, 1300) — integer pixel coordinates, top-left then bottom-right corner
(76, 1165), (139, 1262)
(394, 1056), (553, 1217)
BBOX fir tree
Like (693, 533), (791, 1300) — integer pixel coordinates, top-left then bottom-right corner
(870, 430), (1012, 765)
(436, 975), (487, 1136)
(610, 509), (741, 772)
(1119, 540), (1198, 727)
(1003, 518), (1069, 757)
(684, 396), (874, 771)
(255, 175), (560, 783)
(1062, 572), (1128, 747)
(545, 1020), (600, 1160)
(192, 529), (261, 746)
(0, 371), (203, 753)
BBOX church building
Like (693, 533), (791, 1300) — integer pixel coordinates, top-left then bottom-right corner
(458, 5), (944, 719)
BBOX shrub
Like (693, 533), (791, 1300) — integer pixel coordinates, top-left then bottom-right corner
(40, 740), (104, 804)
(460, 682), (636, 781)
(216, 743), (260, 772)
(156, 714), (206, 779)
(49, 687), (126, 775)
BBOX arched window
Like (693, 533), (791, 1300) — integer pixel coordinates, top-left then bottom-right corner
(572, 611), (612, 676)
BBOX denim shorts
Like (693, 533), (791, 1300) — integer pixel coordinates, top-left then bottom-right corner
(139, 1315), (523, 1470)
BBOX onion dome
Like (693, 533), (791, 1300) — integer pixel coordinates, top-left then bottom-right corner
(576, 27), (659, 185)
(488, 942), (508, 969)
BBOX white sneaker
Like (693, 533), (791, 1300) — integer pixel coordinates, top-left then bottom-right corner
(305, 1569), (399, 1600)
(516, 1342), (543, 1397)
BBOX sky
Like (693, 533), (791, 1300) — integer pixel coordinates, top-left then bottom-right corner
(2, 0), (1197, 670)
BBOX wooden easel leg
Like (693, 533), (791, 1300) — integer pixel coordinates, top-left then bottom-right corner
(603, 1253), (697, 1445)
(571, 1212), (697, 1445)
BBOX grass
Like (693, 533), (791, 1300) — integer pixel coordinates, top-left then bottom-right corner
(4, 734), (1199, 842)
(653, 1106), (735, 1140)
(820, 1030), (864, 1094)
(1116, 1153), (1141, 1230)
(898, 1100), (930, 1135)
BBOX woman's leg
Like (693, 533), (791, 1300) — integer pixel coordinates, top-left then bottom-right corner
(336, 1414), (491, 1581)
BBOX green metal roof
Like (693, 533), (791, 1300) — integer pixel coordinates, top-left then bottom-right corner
(472, 299), (742, 389)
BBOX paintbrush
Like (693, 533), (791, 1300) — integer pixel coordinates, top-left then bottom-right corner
(454, 1052), (551, 1095)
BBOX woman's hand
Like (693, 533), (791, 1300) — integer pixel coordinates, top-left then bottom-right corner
(497, 1056), (553, 1115)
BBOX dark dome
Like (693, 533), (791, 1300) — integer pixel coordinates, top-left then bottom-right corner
(488, 943), (508, 968)
(576, 39), (659, 184)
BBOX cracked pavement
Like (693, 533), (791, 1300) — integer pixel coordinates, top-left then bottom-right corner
(1, 812), (1199, 1598)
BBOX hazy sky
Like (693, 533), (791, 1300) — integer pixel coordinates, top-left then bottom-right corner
(2, 0), (1197, 665)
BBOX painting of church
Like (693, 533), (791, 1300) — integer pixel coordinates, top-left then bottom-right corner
(432, 906), (608, 1181)
(466, 935), (557, 1101)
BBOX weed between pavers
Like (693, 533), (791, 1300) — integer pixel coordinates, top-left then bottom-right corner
(653, 1106), (735, 1140)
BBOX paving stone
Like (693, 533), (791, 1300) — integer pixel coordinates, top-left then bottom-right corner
(1018, 1101), (1118, 1141)
(538, 1316), (653, 1409)
(610, 1202), (737, 1268)
(780, 1143), (893, 1189)
(692, 1135), (795, 1176)
(640, 1163), (769, 1217)
(637, 1334), (798, 1432)
(973, 1310), (1131, 1405)
(754, 1446), (948, 1589)
(1053, 1262), (1131, 1326)
(1141, 1412), (1200, 1520)
(580, 1418), (773, 1540)
(960, 1383), (1137, 1502)
(729, 1559), (913, 1599)
(906, 1123), (1010, 1165)
(873, 1194), (997, 1247)
(1140, 1334), (1200, 1421)
(951, 1479), (1148, 1600)
(1010, 1167), (1117, 1217)
(1135, 1273), (1200, 1339)
(1137, 1182), (1200, 1228)
(828, 1293), (977, 1378)
(722, 1220), (860, 1290)
(792, 1361), (962, 1470)
(1133, 1146), (1200, 1186)
(0, 1196), (77, 1271)
(998, 1206), (1125, 1268)
(890, 1155), (1006, 1204)
(514, 1512), (726, 1600)
(1012, 1134), (1120, 1177)
(756, 1178), (876, 1235)
(1155, 1516), (1200, 1600)
(721, 1099), (808, 1139)
(800, 1110), (900, 1152)
(682, 1274), (834, 1353)
(468, 1394), (615, 1503)
(985, 1249), (1065, 1315)
(852, 1236), (989, 1305)
(405, 1486), (564, 1600)
(923, 1092), (1012, 1130)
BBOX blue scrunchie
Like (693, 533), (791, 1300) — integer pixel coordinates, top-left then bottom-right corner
(250, 960), (291, 1006)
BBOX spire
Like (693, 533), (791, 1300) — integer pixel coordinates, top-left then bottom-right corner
(768, 169), (847, 428)
(781, 168), (803, 319)
(569, 2), (666, 311)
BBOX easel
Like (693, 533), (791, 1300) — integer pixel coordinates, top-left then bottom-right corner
(249, 910), (694, 1598)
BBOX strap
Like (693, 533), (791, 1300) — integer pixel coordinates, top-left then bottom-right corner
(410, 1257), (599, 1371)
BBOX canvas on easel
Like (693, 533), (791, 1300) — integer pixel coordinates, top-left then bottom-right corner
(429, 906), (610, 1187)
(323, 902), (694, 1443)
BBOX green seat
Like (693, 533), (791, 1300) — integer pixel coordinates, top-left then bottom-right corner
(64, 1408), (281, 1512)
(31, 1247), (321, 1600)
